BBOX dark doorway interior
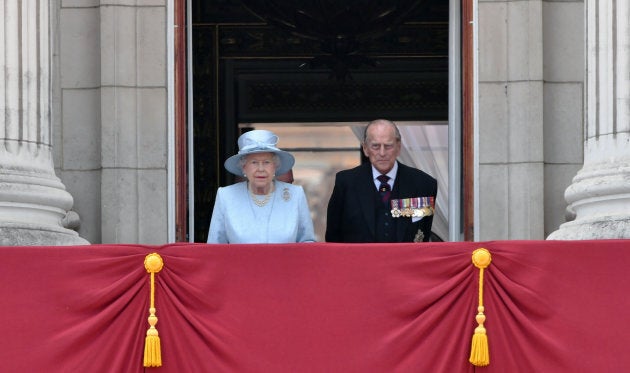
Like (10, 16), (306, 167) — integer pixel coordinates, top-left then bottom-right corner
(191, 1), (449, 242)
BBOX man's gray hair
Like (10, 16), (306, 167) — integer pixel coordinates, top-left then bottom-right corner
(362, 119), (401, 144)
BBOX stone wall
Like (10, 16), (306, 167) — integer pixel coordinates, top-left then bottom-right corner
(477, 0), (584, 239)
(541, 1), (584, 238)
(48, 0), (588, 243)
(52, 0), (169, 244)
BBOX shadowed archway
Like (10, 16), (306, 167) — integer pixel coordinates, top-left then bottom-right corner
(187, 0), (451, 242)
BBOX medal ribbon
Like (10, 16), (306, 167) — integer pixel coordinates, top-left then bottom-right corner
(389, 196), (435, 218)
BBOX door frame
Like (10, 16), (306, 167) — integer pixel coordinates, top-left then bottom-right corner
(172, 0), (475, 242)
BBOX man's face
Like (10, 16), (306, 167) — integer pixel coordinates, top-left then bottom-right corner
(362, 123), (401, 174)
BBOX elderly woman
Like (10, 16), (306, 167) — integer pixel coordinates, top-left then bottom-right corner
(207, 129), (316, 243)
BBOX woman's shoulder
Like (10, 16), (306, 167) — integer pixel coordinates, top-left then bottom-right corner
(217, 182), (247, 196)
(274, 181), (307, 202)
(275, 181), (304, 192)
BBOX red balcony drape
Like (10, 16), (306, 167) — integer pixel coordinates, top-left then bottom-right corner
(1, 240), (629, 372)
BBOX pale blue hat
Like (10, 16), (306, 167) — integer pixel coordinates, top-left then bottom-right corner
(224, 130), (295, 176)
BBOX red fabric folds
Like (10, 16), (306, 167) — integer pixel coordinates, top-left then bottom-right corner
(1, 240), (629, 372)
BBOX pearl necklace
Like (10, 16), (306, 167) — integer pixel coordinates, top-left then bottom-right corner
(250, 185), (274, 207)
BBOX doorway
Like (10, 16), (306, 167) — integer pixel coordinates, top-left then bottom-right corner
(186, 1), (453, 242)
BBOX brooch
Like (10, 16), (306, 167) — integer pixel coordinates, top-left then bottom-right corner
(282, 187), (291, 201)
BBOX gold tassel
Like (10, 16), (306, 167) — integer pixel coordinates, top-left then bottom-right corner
(469, 248), (491, 367)
(143, 253), (164, 368)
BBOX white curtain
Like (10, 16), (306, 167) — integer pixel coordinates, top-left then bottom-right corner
(352, 123), (449, 241)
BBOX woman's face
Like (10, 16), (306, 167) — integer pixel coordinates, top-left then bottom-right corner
(243, 152), (277, 191)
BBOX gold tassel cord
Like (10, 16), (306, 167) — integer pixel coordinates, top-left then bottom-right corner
(144, 253), (164, 368)
(469, 248), (491, 367)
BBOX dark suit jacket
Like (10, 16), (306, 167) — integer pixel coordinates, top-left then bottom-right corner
(325, 162), (438, 242)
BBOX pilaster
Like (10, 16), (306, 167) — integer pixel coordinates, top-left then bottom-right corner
(549, 0), (630, 239)
(0, 0), (88, 245)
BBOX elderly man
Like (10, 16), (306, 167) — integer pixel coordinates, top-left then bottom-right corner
(325, 119), (437, 242)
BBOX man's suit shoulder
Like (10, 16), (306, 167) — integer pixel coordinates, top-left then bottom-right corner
(335, 164), (369, 180)
(398, 163), (437, 183)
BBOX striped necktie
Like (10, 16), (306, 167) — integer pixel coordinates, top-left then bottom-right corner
(377, 174), (391, 205)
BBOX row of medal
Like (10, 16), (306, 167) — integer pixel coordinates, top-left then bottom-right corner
(390, 197), (435, 218)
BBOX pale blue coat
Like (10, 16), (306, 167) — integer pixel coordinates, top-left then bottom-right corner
(207, 181), (316, 243)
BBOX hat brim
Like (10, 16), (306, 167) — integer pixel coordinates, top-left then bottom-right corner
(224, 149), (295, 176)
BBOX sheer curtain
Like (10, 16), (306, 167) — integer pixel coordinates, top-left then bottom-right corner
(352, 123), (448, 240)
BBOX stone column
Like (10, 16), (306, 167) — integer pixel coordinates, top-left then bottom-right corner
(549, 0), (630, 239)
(0, 1), (88, 245)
